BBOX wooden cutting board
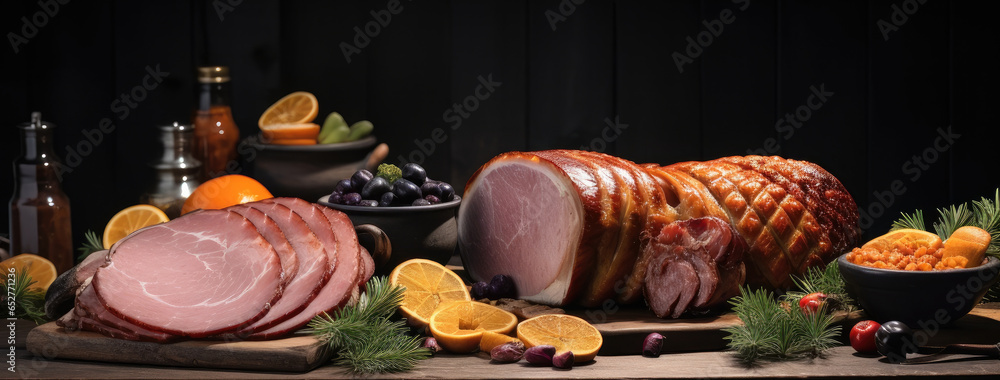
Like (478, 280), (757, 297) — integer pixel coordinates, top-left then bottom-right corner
(26, 323), (331, 372)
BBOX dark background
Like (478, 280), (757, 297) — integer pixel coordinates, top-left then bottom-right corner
(1, 0), (997, 260)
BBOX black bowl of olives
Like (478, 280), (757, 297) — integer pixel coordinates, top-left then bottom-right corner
(319, 163), (461, 272)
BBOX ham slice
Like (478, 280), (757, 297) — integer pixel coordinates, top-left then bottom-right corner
(44, 249), (108, 320)
(249, 198), (364, 340)
(76, 284), (176, 342)
(229, 206), (299, 287)
(92, 210), (283, 337)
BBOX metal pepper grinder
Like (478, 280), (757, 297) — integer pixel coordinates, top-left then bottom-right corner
(142, 122), (202, 219)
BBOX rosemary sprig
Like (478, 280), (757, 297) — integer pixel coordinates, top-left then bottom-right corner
(307, 276), (430, 374)
(77, 229), (104, 260)
(932, 203), (975, 241)
(972, 189), (1000, 255)
(1, 265), (48, 324)
(786, 260), (855, 314)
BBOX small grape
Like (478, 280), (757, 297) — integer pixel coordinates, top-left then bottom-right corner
(343, 192), (362, 205)
(401, 163), (428, 186)
(489, 274), (516, 299)
(411, 198), (431, 206)
(358, 199), (379, 207)
(328, 192), (344, 204)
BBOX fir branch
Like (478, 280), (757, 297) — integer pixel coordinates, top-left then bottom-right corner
(307, 276), (429, 374)
(786, 260), (856, 313)
(791, 305), (841, 357)
(932, 203), (975, 241)
(1, 266), (48, 324)
(890, 209), (926, 232)
(972, 189), (1000, 256)
(77, 230), (104, 260)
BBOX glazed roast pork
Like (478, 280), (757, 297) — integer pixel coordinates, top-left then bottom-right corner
(54, 198), (374, 341)
(458, 150), (859, 317)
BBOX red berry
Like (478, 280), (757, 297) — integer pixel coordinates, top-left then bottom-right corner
(798, 292), (827, 314)
(850, 320), (881, 354)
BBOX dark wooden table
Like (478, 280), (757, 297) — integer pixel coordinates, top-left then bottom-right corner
(11, 345), (1000, 379)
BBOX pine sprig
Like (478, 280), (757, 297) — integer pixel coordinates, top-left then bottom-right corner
(724, 262), (852, 363)
(972, 189), (1000, 255)
(890, 209), (926, 231)
(77, 229), (104, 260)
(932, 203), (975, 241)
(1, 266), (48, 324)
(307, 276), (429, 374)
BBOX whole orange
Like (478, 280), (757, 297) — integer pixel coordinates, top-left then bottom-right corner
(181, 174), (273, 215)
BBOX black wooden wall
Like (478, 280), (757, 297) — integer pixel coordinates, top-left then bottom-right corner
(1, 0), (997, 257)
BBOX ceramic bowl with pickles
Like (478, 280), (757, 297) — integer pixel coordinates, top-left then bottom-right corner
(318, 163), (461, 272)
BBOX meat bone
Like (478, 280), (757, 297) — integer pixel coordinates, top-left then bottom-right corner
(902, 343), (1000, 364)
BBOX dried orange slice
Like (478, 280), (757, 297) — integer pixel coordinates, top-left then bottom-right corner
(861, 228), (943, 252)
(261, 122), (320, 142)
(389, 259), (471, 328)
(517, 314), (603, 363)
(258, 91), (319, 127)
(428, 300), (517, 353)
(0, 254), (57, 292)
(479, 331), (521, 353)
(103, 204), (170, 249)
(180, 174), (273, 215)
(941, 226), (992, 268)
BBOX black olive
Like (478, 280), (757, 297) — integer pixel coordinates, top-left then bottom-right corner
(421, 180), (441, 198)
(438, 182), (456, 202)
(875, 321), (916, 362)
(350, 169), (373, 191)
(358, 199), (379, 207)
(411, 198), (431, 206)
(470, 282), (491, 300)
(424, 195), (441, 204)
(361, 176), (391, 200)
(342, 192), (362, 206)
(335, 178), (353, 193)
(379, 192), (396, 207)
(489, 274), (516, 299)
(401, 163), (427, 186)
(392, 178), (422, 202)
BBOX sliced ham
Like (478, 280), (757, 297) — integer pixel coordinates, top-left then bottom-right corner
(249, 198), (364, 340)
(228, 206), (299, 287)
(76, 284), (176, 342)
(92, 210), (283, 337)
(44, 249), (108, 320)
(231, 202), (333, 334)
(643, 217), (747, 318)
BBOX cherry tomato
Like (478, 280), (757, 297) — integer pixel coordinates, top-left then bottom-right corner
(798, 292), (827, 314)
(849, 320), (881, 354)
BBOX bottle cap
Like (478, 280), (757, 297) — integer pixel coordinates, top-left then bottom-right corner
(197, 66), (230, 83)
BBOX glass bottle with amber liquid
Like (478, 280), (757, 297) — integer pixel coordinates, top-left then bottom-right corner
(193, 66), (239, 180)
(8, 112), (73, 273)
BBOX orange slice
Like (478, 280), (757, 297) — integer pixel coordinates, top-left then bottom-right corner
(389, 259), (471, 328)
(0, 254), (57, 292)
(103, 204), (170, 249)
(517, 314), (603, 363)
(862, 229), (943, 252)
(260, 122), (320, 142)
(479, 331), (521, 353)
(258, 91), (319, 127)
(428, 300), (517, 353)
(180, 174), (273, 215)
(269, 138), (318, 146)
(941, 226), (992, 268)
